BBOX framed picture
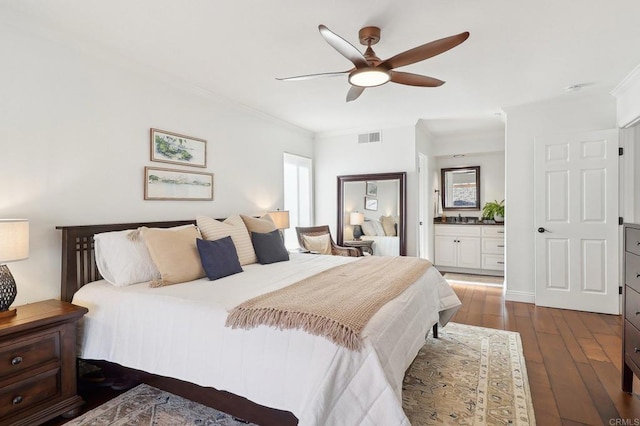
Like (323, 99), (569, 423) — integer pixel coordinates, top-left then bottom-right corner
(366, 181), (378, 197)
(150, 128), (207, 168)
(365, 197), (378, 211)
(144, 166), (213, 201)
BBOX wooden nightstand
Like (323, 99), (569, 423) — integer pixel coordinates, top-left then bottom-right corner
(343, 239), (374, 255)
(0, 300), (88, 425)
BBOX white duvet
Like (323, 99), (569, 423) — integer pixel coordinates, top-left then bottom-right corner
(72, 253), (461, 426)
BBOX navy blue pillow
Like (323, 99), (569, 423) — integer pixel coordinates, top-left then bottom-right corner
(251, 230), (290, 264)
(196, 237), (243, 280)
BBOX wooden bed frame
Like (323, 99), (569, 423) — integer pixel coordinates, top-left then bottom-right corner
(56, 219), (438, 425)
(56, 220), (298, 426)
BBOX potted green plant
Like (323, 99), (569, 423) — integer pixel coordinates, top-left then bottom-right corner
(482, 200), (505, 222)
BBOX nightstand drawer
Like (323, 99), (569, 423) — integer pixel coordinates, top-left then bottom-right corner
(0, 332), (60, 379)
(627, 227), (640, 256)
(626, 286), (640, 331)
(0, 368), (59, 419)
(625, 320), (640, 370)
(626, 252), (640, 293)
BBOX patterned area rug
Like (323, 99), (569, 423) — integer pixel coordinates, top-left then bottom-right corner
(66, 323), (534, 425)
(64, 383), (255, 425)
(403, 322), (536, 425)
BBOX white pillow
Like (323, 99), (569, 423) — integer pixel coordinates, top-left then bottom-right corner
(371, 220), (386, 236)
(301, 234), (332, 255)
(361, 221), (377, 236)
(196, 215), (257, 265)
(95, 229), (160, 286)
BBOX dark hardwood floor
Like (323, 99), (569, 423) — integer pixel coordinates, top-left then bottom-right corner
(450, 282), (640, 426)
(47, 282), (640, 425)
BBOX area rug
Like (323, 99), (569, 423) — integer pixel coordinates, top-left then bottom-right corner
(65, 323), (535, 425)
(403, 322), (536, 425)
(63, 383), (255, 425)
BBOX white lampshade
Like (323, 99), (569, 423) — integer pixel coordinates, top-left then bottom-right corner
(268, 210), (290, 230)
(350, 212), (365, 226)
(0, 219), (29, 262)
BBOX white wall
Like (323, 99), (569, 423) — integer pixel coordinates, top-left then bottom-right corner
(314, 126), (419, 255)
(0, 23), (313, 306)
(435, 152), (506, 218)
(503, 93), (617, 303)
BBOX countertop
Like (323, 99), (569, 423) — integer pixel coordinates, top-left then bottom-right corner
(433, 218), (504, 225)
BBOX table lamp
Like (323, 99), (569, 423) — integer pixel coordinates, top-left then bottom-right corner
(350, 212), (364, 241)
(268, 210), (290, 241)
(0, 219), (29, 318)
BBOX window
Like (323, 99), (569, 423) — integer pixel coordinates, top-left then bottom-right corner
(283, 153), (313, 249)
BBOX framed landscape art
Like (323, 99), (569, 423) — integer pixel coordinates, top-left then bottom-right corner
(365, 197), (378, 211)
(144, 166), (213, 201)
(366, 181), (378, 197)
(150, 128), (207, 168)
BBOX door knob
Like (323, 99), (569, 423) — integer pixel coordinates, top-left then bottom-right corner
(537, 227), (546, 233)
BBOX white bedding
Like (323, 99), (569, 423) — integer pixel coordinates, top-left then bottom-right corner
(362, 235), (400, 256)
(72, 253), (461, 426)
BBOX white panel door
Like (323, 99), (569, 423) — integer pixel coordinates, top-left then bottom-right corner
(534, 129), (619, 314)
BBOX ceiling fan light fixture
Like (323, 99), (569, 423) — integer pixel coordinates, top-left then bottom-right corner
(349, 68), (391, 87)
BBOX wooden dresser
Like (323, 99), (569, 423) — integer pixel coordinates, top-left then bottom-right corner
(0, 299), (88, 425)
(623, 223), (640, 392)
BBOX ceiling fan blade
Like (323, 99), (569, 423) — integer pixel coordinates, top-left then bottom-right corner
(319, 25), (369, 69)
(379, 31), (470, 70)
(390, 71), (445, 87)
(276, 71), (350, 81)
(346, 86), (365, 102)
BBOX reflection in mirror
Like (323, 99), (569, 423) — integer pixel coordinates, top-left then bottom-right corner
(337, 172), (406, 256)
(441, 166), (480, 210)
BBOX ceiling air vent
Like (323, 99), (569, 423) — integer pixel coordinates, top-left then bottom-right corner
(358, 131), (382, 144)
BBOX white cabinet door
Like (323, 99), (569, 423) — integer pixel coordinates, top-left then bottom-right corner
(435, 236), (457, 267)
(457, 237), (481, 269)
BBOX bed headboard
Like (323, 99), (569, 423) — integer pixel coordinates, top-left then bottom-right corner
(56, 220), (196, 302)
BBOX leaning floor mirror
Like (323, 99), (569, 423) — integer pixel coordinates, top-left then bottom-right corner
(337, 172), (407, 256)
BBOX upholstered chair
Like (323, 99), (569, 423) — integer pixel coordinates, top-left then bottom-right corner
(295, 226), (361, 257)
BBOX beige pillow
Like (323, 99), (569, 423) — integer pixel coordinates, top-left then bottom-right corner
(197, 215), (257, 265)
(141, 225), (204, 287)
(240, 214), (276, 234)
(302, 234), (332, 255)
(380, 215), (397, 236)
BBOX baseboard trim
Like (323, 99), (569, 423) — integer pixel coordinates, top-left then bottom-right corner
(504, 290), (535, 304)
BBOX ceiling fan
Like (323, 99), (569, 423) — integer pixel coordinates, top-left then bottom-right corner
(277, 25), (470, 102)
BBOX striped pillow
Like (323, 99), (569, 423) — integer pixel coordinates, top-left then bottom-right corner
(196, 215), (257, 265)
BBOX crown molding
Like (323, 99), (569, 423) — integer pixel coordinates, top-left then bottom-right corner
(611, 63), (640, 97)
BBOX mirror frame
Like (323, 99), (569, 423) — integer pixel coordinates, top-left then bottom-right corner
(337, 172), (407, 256)
(441, 166), (481, 211)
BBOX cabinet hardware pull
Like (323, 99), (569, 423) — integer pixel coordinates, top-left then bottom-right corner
(12, 396), (23, 405)
(497, 231), (504, 234)
(497, 245), (504, 247)
(11, 356), (22, 366)
(637, 241), (640, 246)
(497, 261), (505, 264)
(637, 273), (640, 278)
(635, 311), (640, 315)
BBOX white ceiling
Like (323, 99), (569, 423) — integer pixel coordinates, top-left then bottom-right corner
(3, 0), (640, 135)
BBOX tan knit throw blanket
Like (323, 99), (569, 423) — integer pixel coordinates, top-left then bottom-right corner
(225, 256), (432, 350)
